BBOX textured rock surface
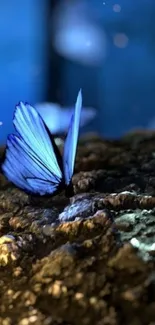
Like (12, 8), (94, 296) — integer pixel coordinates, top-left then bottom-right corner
(1, 132), (155, 324)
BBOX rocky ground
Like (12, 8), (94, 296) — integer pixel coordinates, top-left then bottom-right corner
(1, 131), (155, 325)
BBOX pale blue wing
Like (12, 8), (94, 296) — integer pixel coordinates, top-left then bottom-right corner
(2, 134), (61, 195)
(14, 102), (62, 181)
(2, 102), (63, 195)
(2, 135), (33, 192)
(63, 90), (82, 185)
(26, 178), (58, 194)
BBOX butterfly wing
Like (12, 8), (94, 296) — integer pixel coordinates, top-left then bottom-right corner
(63, 90), (82, 185)
(2, 103), (62, 195)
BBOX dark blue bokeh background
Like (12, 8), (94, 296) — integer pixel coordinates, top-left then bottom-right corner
(0, 0), (48, 144)
(1, 0), (155, 145)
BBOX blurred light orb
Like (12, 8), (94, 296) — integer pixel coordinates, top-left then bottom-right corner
(113, 4), (121, 13)
(53, 1), (107, 66)
(113, 33), (129, 48)
(54, 23), (107, 66)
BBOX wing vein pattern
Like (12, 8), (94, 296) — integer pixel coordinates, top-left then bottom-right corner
(2, 103), (62, 195)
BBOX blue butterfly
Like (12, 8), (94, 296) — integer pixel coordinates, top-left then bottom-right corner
(1, 90), (82, 196)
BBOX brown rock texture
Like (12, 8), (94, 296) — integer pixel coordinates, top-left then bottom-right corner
(1, 132), (155, 324)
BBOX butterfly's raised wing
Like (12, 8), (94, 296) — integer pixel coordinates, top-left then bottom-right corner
(2, 103), (63, 195)
(63, 90), (82, 185)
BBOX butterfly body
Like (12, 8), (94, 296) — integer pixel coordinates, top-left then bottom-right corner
(1, 91), (82, 197)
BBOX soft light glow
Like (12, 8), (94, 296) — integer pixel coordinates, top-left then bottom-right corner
(113, 4), (121, 12)
(35, 102), (96, 134)
(113, 33), (129, 48)
(52, 1), (107, 66)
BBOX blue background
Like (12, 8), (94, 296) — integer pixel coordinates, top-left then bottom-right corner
(1, 0), (155, 144)
(0, 0), (48, 144)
